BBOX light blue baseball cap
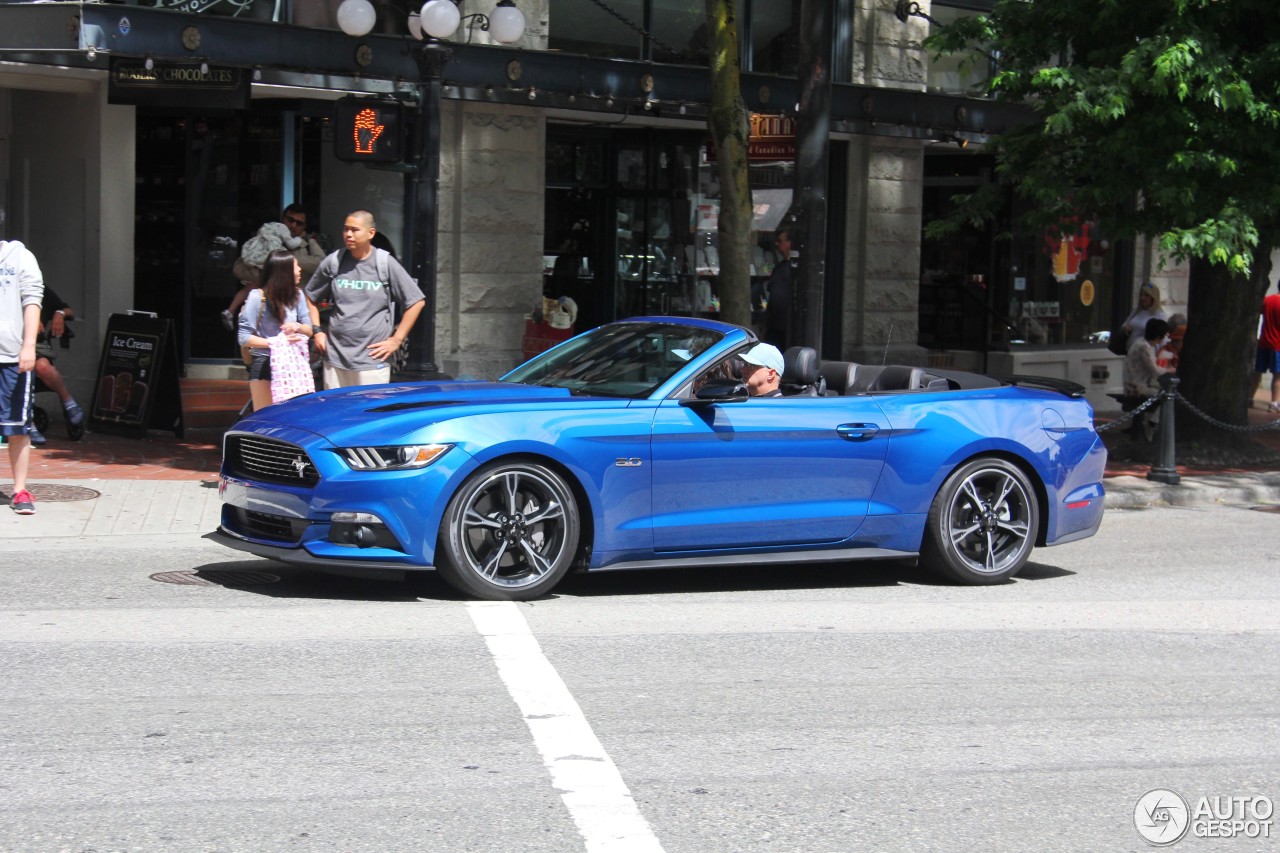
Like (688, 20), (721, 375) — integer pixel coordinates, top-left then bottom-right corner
(740, 343), (784, 374)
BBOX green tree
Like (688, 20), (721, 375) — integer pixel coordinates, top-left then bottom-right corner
(706, 0), (753, 327)
(927, 0), (1280, 442)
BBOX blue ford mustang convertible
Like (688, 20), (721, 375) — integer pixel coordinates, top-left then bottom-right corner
(208, 317), (1106, 600)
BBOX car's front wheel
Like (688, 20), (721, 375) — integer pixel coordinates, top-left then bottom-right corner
(920, 457), (1038, 584)
(436, 460), (581, 600)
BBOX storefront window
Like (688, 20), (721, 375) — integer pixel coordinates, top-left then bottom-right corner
(1010, 215), (1116, 347)
(548, 0), (798, 68)
(548, 0), (646, 60)
(920, 152), (1116, 351)
(748, 0), (799, 75)
(543, 124), (794, 337)
(134, 110), (325, 361)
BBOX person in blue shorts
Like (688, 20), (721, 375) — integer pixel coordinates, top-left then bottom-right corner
(0, 207), (44, 514)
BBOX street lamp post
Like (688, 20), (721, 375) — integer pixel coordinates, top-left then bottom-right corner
(336, 0), (527, 380)
(405, 41), (450, 380)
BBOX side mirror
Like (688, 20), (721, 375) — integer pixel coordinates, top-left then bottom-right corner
(682, 378), (750, 406)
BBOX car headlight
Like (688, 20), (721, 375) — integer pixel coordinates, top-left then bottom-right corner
(338, 443), (452, 470)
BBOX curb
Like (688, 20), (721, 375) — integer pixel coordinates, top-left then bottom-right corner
(1104, 473), (1280, 509)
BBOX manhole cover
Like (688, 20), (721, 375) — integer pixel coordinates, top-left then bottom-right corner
(1252, 505), (1280, 514)
(151, 570), (281, 587)
(7, 484), (101, 503)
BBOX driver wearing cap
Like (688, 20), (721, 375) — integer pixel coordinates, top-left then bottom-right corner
(740, 342), (785, 397)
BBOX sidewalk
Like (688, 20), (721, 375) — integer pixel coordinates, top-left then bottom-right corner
(0, 427), (225, 547)
(1097, 388), (1280, 507)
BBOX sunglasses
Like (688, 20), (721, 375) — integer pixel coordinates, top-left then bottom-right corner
(285, 215), (307, 227)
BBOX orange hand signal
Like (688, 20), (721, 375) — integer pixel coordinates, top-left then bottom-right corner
(353, 107), (385, 154)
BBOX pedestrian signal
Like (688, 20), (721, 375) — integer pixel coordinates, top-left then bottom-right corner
(333, 98), (403, 163)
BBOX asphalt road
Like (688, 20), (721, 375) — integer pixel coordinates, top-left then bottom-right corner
(1, 504), (1277, 853)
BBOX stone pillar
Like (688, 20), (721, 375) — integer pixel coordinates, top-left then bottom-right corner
(839, 135), (925, 365)
(436, 101), (545, 379)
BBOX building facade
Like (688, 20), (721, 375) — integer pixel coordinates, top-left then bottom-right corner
(0, 0), (1171, 414)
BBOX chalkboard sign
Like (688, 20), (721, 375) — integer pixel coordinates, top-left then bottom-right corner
(89, 312), (184, 439)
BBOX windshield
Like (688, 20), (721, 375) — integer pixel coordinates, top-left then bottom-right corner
(505, 322), (725, 398)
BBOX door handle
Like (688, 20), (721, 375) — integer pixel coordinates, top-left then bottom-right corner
(837, 423), (880, 441)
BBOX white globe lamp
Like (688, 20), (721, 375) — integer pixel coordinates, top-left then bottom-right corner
(336, 0), (377, 37)
(420, 0), (461, 40)
(408, 11), (425, 40)
(488, 0), (525, 44)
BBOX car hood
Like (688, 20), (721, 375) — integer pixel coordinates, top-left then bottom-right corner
(239, 380), (599, 445)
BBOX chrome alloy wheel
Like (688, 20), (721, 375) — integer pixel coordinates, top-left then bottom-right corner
(439, 462), (580, 598)
(921, 457), (1039, 584)
(943, 465), (1034, 576)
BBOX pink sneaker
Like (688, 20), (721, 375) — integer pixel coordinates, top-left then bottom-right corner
(10, 489), (35, 515)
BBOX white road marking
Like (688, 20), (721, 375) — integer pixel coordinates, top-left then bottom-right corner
(467, 601), (665, 853)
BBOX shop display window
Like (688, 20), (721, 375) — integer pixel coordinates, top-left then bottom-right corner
(544, 126), (795, 334)
(920, 152), (1117, 351)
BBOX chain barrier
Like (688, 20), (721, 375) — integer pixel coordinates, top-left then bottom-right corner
(1171, 391), (1280, 434)
(1095, 394), (1161, 432)
(1096, 389), (1280, 434)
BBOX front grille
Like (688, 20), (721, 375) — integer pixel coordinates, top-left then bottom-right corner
(225, 434), (320, 487)
(234, 508), (309, 543)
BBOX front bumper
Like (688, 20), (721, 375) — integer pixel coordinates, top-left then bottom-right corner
(203, 529), (419, 581)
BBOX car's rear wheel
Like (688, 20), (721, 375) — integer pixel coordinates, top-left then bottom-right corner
(436, 461), (581, 600)
(920, 457), (1038, 584)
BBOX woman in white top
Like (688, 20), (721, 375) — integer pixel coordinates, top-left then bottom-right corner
(237, 248), (314, 411)
(1121, 282), (1169, 352)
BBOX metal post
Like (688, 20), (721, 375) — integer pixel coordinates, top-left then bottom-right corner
(790, 0), (834, 352)
(403, 42), (450, 381)
(1147, 373), (1181, 485)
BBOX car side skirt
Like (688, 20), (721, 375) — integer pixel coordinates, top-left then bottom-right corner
(589, 546), (917, 573)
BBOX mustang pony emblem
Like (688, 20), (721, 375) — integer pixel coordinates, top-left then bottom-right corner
(292, 457), (309, 477)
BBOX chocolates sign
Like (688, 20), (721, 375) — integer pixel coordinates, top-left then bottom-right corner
(145, 0), (258, 15)
(108, 57), (250, 110)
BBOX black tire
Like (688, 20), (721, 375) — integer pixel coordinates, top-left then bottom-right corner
(436, 461), (581, 600)
(920, 457), (1039, 585)
(32, 406), (48, 434)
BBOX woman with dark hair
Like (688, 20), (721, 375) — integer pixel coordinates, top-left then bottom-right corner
(237, 248), (314, 411)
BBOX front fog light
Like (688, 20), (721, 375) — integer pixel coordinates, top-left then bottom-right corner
(329, 511), (402, 550)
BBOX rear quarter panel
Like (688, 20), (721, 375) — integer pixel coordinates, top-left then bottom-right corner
(866, 387), (1102, 547)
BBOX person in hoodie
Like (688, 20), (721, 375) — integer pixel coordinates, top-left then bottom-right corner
(0, 207), (44, 515)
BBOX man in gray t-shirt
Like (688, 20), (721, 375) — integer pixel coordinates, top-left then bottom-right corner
(305, 210), (425, 388)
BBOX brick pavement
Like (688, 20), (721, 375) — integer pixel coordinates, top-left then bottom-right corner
(2, 427), (222, 482)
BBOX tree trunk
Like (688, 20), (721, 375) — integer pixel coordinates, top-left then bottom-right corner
(706, 0), (752, 329)
(1177, 247), (1275, 446)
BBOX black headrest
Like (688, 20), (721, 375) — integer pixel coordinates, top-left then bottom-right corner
(869, 365), (922, 392)
(819, 361), (858, 395)
(782, 346), (819, 386)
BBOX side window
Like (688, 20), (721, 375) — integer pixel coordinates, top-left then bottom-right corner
(689, 352), (746, 396)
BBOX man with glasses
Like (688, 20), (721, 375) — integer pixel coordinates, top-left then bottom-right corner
(222, 204), (326, 330)
(739, 342), (784, 397)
